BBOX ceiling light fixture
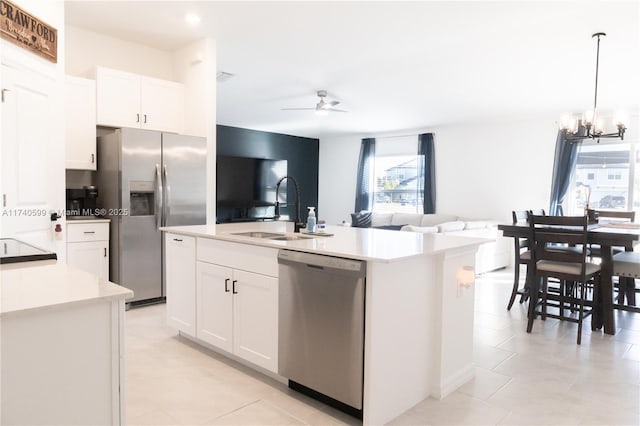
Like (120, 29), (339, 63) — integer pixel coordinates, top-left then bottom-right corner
(185, 13), (201, 26)
(216, 71), (235, 82)
(560, 32), (626, 143)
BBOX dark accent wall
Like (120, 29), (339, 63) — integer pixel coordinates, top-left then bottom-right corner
(216, 125), (319, 224)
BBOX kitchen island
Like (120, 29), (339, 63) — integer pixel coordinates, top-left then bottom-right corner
(1, 260), (133, 425)
(161, 222), (486, 425)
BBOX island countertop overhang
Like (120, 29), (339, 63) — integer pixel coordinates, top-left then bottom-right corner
(160, 223), (488, 263)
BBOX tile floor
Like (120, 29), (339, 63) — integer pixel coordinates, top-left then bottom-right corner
(125, 268), (640, 425)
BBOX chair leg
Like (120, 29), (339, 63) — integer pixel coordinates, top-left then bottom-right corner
(507, 264), (521, 310)
(526, 276), (540, 333)
(541, 278), (548, 321)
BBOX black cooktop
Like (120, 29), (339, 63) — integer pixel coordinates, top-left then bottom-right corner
(0, 238), (58, 264)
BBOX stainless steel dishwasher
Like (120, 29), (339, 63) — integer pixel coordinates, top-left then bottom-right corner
(278, 249), (366, 417)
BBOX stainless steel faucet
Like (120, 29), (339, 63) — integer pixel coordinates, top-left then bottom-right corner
(274, 176), (305, 233)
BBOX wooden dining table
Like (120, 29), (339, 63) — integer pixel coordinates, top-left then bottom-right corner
(498, 221), (639, 335)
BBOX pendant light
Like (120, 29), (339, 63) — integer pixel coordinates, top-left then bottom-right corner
(560, 32), (627, 142)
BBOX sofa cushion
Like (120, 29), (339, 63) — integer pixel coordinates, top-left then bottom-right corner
(464, 220), (488, 230)
(371, 212), (393, 227)
(350, 211), (372, 228)
(437, 221), (466, 233)
(420, 214), (459, 227)
(391, 213), (423, 226)
(401, 225), (439, 234)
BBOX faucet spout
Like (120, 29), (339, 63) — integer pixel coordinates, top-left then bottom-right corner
(275, 176), (305, 233)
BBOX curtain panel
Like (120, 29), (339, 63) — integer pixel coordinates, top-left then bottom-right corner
(549, 128), (584, 215)
(418, 133), (436, 214)
(354, 138), (376, 212)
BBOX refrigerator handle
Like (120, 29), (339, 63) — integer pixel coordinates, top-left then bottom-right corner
(155, 164), (163, 230)
(163, 164), (169, 226)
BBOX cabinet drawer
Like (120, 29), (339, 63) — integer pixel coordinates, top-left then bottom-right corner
(67, 222), (109, 242)
(166, 233), (195, 249)
(197, 238), (278, 277)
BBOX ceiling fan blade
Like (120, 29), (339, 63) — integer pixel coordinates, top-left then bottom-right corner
(328, 100), (340, 107)
(281, 107), (316, 111)
(327, 108), (348, 113)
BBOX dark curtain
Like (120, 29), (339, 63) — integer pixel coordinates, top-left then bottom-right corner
(354, 138), (375, 212)
(418, 133), (436, 214)
(549, 128), (584, 215)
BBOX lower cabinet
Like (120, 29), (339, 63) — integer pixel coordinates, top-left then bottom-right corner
(196, 260), (278, 372)
(66, 221), (109, 280)
(165, 235), (279, 373)
(165, 234), (196, 336)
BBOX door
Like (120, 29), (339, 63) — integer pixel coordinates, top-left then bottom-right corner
(196, 261), (233, 352)
(162, 133), (206, 227)
(119, 128), (163, 302)
(233, 269), (278, 372)
(1, 64), (63, 254)
(67, 241), (109, 280)
(65, 76), (96, 170)
(95, 67), (140, 128)
(140, 77), (184, 133)
(165, 234), (196, 335)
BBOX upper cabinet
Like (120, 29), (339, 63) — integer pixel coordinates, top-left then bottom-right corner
(65, 75), (97, 170)
(94, 67), (184, 134)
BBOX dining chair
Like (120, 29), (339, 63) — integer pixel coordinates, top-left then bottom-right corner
(507, 210), (532, 310)
(589, 210), (636, 258)
(612, 251), (640, 313)
(527, 214), (601, 344)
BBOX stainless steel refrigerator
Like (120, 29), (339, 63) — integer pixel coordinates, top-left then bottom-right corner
(97, 128), (206, 304)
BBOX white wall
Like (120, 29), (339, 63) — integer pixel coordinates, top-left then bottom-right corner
(318, 117), (558, 225)
(172, 38), (217, 223)
(65, 25), (174, 80)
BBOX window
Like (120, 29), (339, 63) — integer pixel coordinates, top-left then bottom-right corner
(371, 136), (424, 214)
(373, 155), (423, 213)
(566, 141), (638, 215)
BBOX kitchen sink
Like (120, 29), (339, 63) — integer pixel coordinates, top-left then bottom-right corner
(269, 235), (315, 241)
(230, 231), (284, 239)
(230, 231), (315, 241)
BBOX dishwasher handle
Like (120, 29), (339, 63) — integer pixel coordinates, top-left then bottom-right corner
(277, 249), (365, 276)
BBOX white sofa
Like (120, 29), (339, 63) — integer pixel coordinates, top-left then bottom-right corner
(367, 212), (510, 274)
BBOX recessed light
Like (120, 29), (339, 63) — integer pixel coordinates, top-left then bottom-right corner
(185, 13), (201, 26)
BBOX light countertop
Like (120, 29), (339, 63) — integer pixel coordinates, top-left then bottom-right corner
(1, 261), (133, 318)
(161, 222), (488, 262)
(66, 217), (111, 224)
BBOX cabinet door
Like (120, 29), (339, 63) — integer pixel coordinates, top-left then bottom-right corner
(233, 269), (278, 372)
(140, 76), (184, 134)
(165, 234), (196, 336)
(196, 262), (233, 352)
(95, 67), (141, 128)
(67, 241), (109, 280)
(65, 76), (97, 170)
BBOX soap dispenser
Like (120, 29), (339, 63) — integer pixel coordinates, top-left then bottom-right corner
(306, 207), (316, 233)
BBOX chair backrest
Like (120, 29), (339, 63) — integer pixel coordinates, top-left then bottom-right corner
(594, 210), (635, 222)
(530, 209), (546, 216)
(512, 210), (529, 224)
(529, 214), (590, 270)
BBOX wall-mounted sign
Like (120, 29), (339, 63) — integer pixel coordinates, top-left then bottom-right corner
(0, 0), (57, 63)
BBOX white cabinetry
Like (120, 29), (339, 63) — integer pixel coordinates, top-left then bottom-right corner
(165, 233), (196, 336)
(95, 67), (184, 134)
(65, 75), (97, 170)
(164, 236), (278, 373)
(196, 260), (278, 372)
(66, 221), (109, 280)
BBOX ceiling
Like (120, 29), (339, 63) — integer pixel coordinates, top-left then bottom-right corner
(65, 1), (640, 139)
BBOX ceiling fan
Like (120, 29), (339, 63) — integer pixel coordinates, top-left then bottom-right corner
(281, 90), (348, 115)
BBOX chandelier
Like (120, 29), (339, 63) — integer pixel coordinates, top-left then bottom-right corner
(560, 32), (626, 142)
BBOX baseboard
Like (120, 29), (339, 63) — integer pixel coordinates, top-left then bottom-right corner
(431, 363), (475, 399)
